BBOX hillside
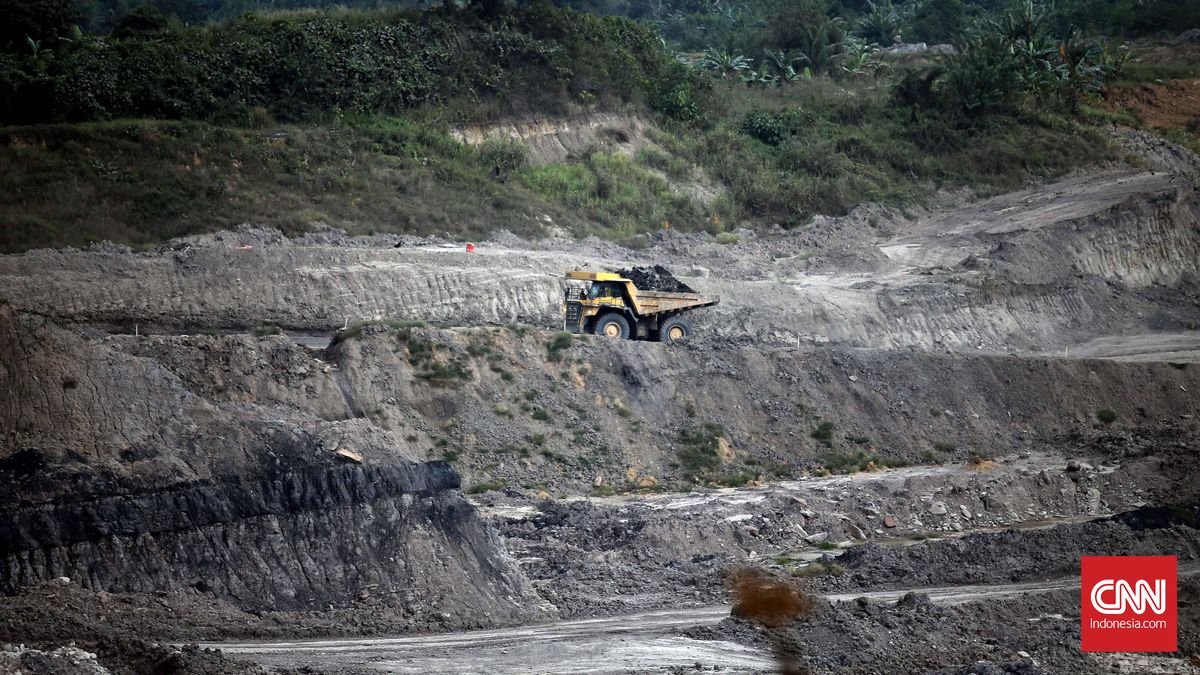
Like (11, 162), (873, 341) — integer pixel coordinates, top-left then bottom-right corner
(4, 1), (1188, 253)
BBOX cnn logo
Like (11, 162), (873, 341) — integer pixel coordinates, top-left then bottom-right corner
(1081, 556), (1177, 653)
(1089, 579), (1167, 615)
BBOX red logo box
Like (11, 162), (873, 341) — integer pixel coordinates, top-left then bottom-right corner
(1081, 556), (1177, 652)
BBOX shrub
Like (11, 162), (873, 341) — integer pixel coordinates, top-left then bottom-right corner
(591, 484), (616, 497)
(479, 139), (529, 175)
(810, 420), (834, 445)
(546, 331), (573, 360)
(740, 111), (790, 146)
(677, 422), (725, 478)
(1096, 408), (1118, 425)
(466, 479), (507, 494)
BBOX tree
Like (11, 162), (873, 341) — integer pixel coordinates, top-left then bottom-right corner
(908, 0), (963, 44)
(114, 5), (171, 37)
(0, 0), (79, 53)
(857, 0), (902, 45)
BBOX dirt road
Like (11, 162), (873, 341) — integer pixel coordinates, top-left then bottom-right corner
(205, 566), (1200, 673)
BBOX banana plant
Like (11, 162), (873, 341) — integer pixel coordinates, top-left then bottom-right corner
(700, 47), (754, 78)
(840, 37), (887, 78)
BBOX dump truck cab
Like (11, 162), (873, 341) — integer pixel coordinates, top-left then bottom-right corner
(563, 270), (718, 342)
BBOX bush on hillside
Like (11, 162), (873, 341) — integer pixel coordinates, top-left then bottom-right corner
(0, 4), (682, 126)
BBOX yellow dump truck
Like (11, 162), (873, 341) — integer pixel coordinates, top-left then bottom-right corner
(562, 270), (719, 342)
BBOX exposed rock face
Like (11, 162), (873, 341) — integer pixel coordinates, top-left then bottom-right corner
(0, 462), (540, 620)
(0, 305), (547, 627)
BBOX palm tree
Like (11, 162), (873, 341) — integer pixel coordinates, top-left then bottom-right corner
(794, 16), (847, 75)
(857, 0), (903, 46)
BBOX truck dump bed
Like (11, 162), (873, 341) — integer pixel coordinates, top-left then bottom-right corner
(629, 289), (719, 315)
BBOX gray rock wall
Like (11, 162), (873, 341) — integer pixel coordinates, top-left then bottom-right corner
(0, 462), (546, 624)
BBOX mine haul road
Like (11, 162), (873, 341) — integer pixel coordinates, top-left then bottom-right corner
(204, 563), (1200, 674)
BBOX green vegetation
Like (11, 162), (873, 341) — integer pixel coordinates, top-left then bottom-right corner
(466, 479), (507, 495)
(0, 0), (1181, 253)
(819, 449), (911, 474)
(416, 359), (472, 385)
(710, 470), (756, 487)
(676, 422), (726, 479)
(810, 420), (835, 445)
(520, 150), (699, 236)
(545, 331), (573, 360)
(253, 324), (281, 338)
(933, 440), (957, 452)
(3, 5), (679, 125)
(1096, 408), (1118, 425)
(792, 561), (845, 578)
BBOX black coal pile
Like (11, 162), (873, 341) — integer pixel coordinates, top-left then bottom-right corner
(614, 265), (695, 293)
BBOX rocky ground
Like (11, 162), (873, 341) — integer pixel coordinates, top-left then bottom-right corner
(0, 129), (1199, 673)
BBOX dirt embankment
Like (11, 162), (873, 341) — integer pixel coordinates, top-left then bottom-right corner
(0, 305), (549, 638)
(2, 152), (1198, 356)
(1, 132), (1199, 674)
(125, 324), (1200, 492)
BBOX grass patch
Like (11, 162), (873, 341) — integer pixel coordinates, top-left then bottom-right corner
(254, 325), (282, 338)
(818, 449), (908, 474)
(531, 408), (552, 422)
(415, 359), (472, 386)
(933, 441), (957, 453)
(710, 470), (756, 487)
(466, 479), (507, 495)
(810, 421), (834, 446)
(518, 150), (701, 237)
(791, 562), (845, 578)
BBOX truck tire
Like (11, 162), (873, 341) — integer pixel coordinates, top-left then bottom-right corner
(658, 315), (692, 342)
(592, 313), (631, 339)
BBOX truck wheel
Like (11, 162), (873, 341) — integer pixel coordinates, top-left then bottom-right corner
(592, 313), (631, 339)
(658, 315), (692, 342)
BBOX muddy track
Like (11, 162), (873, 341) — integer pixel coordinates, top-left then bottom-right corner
(203, 564), (1200, 674)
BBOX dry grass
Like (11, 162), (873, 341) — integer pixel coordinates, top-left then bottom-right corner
(966, 456), (996, 472)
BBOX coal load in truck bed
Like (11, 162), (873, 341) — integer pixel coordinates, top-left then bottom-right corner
(614, 265), (696, 293)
